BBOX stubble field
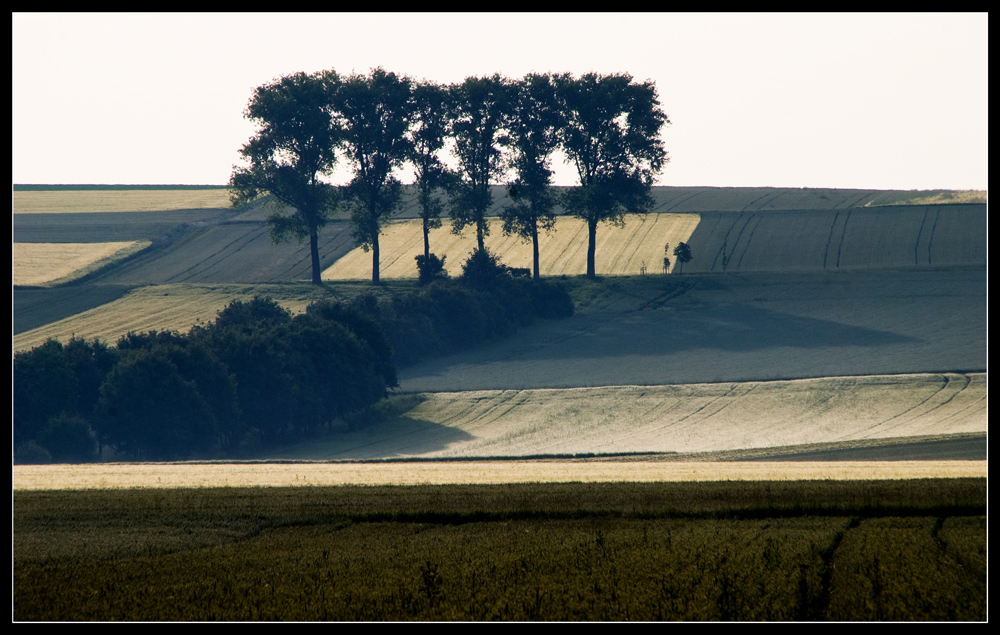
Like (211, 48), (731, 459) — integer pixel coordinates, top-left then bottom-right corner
(12, 241), (150, 287)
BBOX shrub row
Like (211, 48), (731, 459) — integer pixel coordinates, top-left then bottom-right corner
(13, 259), (573, 463)
(13, 297), (396, 462)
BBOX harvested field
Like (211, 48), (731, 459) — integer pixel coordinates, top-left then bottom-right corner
(94, 220), (358, 285)
(13, 285), (135, 336)
(399, 268), (986, 391)
(12, 209), (234, 243)
(12, 241), (149, 286)
(324, 214), (700, 280)
(325, 204), (985, 281)
(684, 204), (985, 274)
(11, 459), (985, 491)
(12, 189), (231, 213)
(266, 373), (986, 460)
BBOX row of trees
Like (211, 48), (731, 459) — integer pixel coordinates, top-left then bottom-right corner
(229, 69), (669, 284)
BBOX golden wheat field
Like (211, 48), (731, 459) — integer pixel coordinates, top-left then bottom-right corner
(323, 214), (700, 280)
(12, 241), (150, 286)
(12, 189), (232, 214)
(10, 460), (986, 491)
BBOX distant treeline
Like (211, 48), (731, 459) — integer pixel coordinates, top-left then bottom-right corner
(13, 269), (572, 463)
(13, 184), (227, 191)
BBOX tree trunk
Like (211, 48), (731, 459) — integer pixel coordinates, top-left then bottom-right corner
(372, 233), (380, 285)
(476, 220), (486, 253)
(423, 217), (431, 260)
(310, 230), (322, 285)
(532, 223), (540, 280)
(586, 218), (597, 279)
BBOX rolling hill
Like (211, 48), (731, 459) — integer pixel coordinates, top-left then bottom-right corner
(12, 185), (987, 462)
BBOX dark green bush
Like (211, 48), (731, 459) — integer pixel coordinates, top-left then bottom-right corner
(37, 414), (99, 463)
(415, 253), (448, 286)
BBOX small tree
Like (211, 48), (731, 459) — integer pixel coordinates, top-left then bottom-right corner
(415, 253), (448, 286)
(229, 70), (342, 285)
(673, 242), (692, 274)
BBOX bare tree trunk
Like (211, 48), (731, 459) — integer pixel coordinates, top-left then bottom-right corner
(586, 217), (597, 279)
(423, 218), (431, 260)
(310, 230), (322, 285)
(532, 223), (540, 280)
(477, 220), (486, 253)
(372, 233), (380, 285)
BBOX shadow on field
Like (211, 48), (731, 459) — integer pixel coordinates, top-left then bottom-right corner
(399, 269), (985, 391)
(565, 303), (917, 358)
(272, 416), (477, 461)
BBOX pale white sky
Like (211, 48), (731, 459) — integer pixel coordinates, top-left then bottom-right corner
(12, 13), (988, 190)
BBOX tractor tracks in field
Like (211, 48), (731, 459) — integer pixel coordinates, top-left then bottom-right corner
(845, 373), (980, 440)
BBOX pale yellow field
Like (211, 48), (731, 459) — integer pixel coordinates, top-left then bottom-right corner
(271, 374), (987, 461)
(11, 460), (985, 491)
(865, 189), (988, 207)
(13, 241), (150, 286)
(12, 283), (332, 353)
(323, 213), (700, 280)
(12, 189), (232, 213)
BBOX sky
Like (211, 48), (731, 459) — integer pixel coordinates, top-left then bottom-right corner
(12, 13), (988, 191)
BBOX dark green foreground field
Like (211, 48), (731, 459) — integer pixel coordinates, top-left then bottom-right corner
(14, 479), (985, 621)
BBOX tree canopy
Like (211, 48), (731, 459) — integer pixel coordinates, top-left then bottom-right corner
(408, 80), (454, 261)
(228, 70), (342, 285)
(557, 72), (669, 278)
(447, 74), (513, 252)
(500, 73), (564, 280)
(228, 68), (670, 283)
(335, 68), (415, 284)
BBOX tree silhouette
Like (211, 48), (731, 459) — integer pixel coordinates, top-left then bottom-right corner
(229, 71), (342, 285)
(500, 73), (564, 280)
(335, 68), (415, 284)
(448, 74), (513, 252)
(557, 72), (669, 278)
(673, 242), (692, 274)
(408, 80), (454, 262)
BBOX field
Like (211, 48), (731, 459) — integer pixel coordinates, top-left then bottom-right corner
(261, 373), (986, 461)
(13, 241), (150, 287)
(12, 188), (232, 213)
(13, 481), (986, 620)
(324, 214), (700, 279)
(12, 185), (987, 621)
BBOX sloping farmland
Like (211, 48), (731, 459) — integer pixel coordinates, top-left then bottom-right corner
(269, 373), (986, 460)
(397, 268), (986, 392)
(93, 220), (357, 285)
(684, 204), (986, 274)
